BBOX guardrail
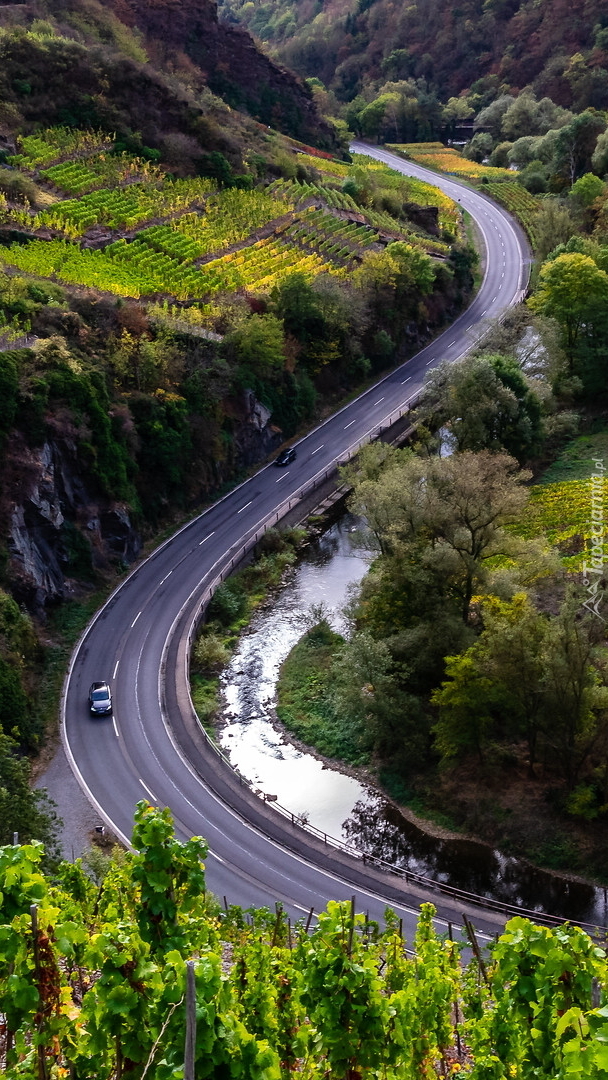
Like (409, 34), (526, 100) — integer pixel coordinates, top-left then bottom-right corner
(170, 395), (608, 940)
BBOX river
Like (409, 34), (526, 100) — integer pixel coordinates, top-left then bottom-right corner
(218, 516), (608, 926)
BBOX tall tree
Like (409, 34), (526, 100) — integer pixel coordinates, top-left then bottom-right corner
(529, 251), (608, 365)
(345, 446), (530, 622)
(415, 353), (544, 462)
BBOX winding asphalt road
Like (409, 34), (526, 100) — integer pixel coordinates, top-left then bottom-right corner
(62, 144), (529, 940)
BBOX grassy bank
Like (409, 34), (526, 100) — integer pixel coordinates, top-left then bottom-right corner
(275, 621), (370, 765)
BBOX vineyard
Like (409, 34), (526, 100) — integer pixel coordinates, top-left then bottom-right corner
(8, 126), (111, 168)
(18, 178), (216, 238)
(136, 188), (296, 260)
(0, 801), (607, 1079)
(0, 234), (339, 299)
(388, 144), (513, 181)
(483, 182), (542, 246)
(0, 126), (462, 304)
(284, 208), (381, 260)
(40, 153), (164, 197)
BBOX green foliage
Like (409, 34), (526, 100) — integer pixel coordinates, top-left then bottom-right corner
(570, 171), (606, 207)
(130, 800), (208, 953)
(468, 917), (608, 1079)
(432, 594), (608, 786)
(0, 734), (61, 857)
(416, 352), (544, 462)
(2, 803), (608, 1077)
(530, 250), (608, 371)
(207, 579), (248, 627)
(228, 312), (286, 381)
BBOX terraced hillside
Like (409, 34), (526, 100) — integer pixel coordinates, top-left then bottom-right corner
(0, 129), (458, 318)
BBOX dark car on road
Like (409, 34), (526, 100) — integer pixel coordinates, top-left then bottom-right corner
(89, 681), (112, 716)
(275, 447), (296, 466)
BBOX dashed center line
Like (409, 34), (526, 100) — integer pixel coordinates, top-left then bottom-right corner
(426, 358), (434, 365)
(159, 570), (173, 584)
(401, 376), (412, 384)
(344, 419), (356, 429)
(237, 501), (252, 514)
(199, 531), (215, 546)
(275, 471), (290, 482)
(373, 397), (384, 405)
(131, 610), (141, 628)
(311, 445), (324, 454)
(113, 659), (120, 680)
(112, 717), (120, 738)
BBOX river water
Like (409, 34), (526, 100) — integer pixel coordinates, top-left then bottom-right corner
(218, 517), (608, 926)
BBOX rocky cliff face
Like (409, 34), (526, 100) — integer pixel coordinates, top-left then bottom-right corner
(106, 0), (335, 147)
(3, 432), (141, 612)
(1, 391), (281, 613)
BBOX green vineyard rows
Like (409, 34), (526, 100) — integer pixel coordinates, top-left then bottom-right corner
(0, 234), (338, 299)
(40, 153), (163, 196)
(8, 126), (112, 168)
(1, 803), (607, 1079)
(5, 177), (215, 238)
(484, 181), (541, 246)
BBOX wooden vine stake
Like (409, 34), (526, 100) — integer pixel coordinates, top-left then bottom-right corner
(31, 904), (48, 1080)
(184, 960), (197, 1080)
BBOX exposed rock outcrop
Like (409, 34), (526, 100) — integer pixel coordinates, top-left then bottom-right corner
(2, 390), (282, 612)
(4, 434), (141, 612)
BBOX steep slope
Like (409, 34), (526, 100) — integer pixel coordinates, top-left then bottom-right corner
(102, 0), (335, 144)
(0, 0), (335, 149)
(219, 0), (608, 106)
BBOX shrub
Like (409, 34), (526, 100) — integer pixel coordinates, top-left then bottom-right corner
(207, 580), (247, 626)
(193, 632), (230, 674)
(0, 168), (39, 206)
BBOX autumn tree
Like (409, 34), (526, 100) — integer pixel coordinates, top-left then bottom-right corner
(529, 251), (608, 365)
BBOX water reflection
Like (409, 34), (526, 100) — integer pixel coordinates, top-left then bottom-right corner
(219, 516), (607, 925)
(219, 515), (376, 839)
(343, 801), (602, 922)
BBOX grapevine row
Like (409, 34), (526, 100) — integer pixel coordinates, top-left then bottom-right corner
(1, 804), (607, 1079)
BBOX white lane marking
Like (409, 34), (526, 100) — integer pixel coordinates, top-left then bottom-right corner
(237, 501), (252, 514)
(481, 309), (487, 315)
(75, 141), (522, 937)
(199, 531), (215, 546)
(204, 850), (310, 916)
(373, 397), (385, 405)
(275, 471), (290, 483)
(139, 778), (158, 803)
(311, 445), (324, 454)
(448, 340), (456, 347)
(112, 716), (120, 738)
(159, 570), (173, 584)
(401, 376), (412, 384)
(466, 325), (474, 331)
(113, 659), (120, 680)
(492, 295), (497, 301)
(426, 358), (434, 365)
(344, 419), (356, 429)
(131, 611), (141, 628)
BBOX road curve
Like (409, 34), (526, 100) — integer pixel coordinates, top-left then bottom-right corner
(62, 145), (529, 939)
